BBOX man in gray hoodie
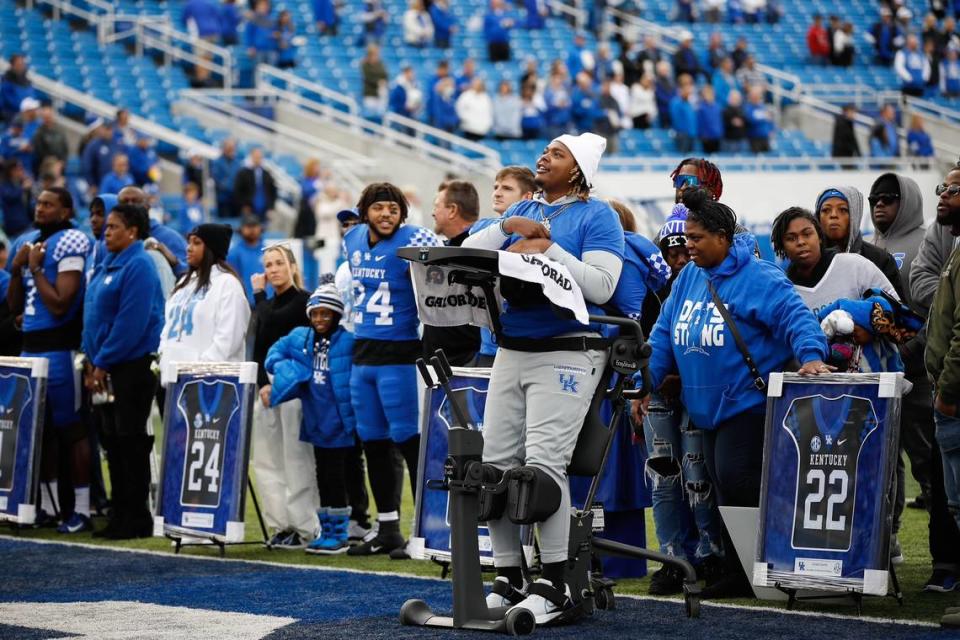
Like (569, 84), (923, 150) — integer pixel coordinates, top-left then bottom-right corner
(909, 180), (960, 593)
(871, 173), (933, 510)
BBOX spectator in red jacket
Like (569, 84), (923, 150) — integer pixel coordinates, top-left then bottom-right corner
(807, 14), (831, 64)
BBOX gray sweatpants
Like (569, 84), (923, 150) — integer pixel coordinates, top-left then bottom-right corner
(482, 346), (608, 566)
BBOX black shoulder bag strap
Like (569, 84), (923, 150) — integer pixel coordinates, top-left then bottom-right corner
(706, 279), (766, 391)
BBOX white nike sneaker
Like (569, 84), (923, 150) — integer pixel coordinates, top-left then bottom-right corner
(508, 579), (572, 624)
(486, 576), (525, 609)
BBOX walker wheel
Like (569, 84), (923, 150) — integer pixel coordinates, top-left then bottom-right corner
(505, 607), (536, 636)
(685, 594), (700, 618)
(595, 586), (616, 611)
(399, 599), (432, 626)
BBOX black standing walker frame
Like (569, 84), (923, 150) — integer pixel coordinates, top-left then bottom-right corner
(397, 247), (701, 636)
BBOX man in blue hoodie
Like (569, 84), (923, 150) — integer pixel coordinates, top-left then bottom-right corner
(697, 85), (725, 154)
(99, 153), (135, 196)
(6, 187), (93, 533)
(484, 0), (514, 62)
(743, 86), (774, 153)
(245, 0), (277, 66)
(429, 0), (456, 47)
(669, 75), (698, 154)
(228, 214), (266, 306)
(182, 0), (222, 40)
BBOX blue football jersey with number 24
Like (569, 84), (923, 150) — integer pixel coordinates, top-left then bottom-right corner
(342, 224), (441, 341)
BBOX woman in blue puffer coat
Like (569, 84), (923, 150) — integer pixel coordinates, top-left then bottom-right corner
(265, 282), (356, 554)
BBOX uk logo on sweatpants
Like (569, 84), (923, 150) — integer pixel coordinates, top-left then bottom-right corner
(554, 365), (587, 395)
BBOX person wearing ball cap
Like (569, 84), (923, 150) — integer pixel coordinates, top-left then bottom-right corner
(265, 282), (357, 555)
(462, 132), (624, 621)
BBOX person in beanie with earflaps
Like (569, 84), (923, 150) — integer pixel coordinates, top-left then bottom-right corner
(265, 282), (357, 554)
(462, 132), (625, 622)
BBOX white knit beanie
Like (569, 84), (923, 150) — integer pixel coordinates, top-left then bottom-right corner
(552, 132), (607, 188)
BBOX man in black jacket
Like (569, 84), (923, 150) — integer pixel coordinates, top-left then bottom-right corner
(421, 179), (481, 365)
(233, 147), (277, 222)
(831, 103), (861, 158)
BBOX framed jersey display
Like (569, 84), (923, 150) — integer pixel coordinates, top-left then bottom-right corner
(0, 357), (47, 525)
(154, 362), (257, 543)
(410, 367), (533, 565)
(754, 372), (906, 596)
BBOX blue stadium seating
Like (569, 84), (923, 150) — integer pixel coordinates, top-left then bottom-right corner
(4, 0), (956, 168)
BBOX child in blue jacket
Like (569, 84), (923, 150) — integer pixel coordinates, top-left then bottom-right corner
(265, 282), (356, 554)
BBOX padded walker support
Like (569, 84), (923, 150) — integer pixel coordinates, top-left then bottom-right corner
(506, 466), (562, 525)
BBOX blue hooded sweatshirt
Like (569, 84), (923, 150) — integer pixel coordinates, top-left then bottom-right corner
(181, 0), (222, 37)
(83, 240), (164, 369)
(643, 234), (828, 429)
(266, 325), (356, 448)
(609, 232), (671, 321)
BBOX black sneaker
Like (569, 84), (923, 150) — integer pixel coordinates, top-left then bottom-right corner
(389, 542), (412, 560)
(907, 495), (928, 510)
(33, 509), (59, 529)
(699, 555), (727, 590)
(267, 530), (292, 547)
(347, 530), (405, 556)
(924, 569), (960, 593)
(648, 565), (685, 596)
(700, 567), (754, 600)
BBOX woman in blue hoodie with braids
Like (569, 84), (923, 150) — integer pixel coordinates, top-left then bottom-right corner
(639, 188), (831, 595)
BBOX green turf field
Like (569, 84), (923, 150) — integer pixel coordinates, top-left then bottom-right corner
(9, 444), (956, 626)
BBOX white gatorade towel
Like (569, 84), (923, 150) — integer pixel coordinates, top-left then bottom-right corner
(496, 251), (589, 324)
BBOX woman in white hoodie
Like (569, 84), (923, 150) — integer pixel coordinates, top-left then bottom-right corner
(456, 77), (494, 140)
(159, 223), (251, 377)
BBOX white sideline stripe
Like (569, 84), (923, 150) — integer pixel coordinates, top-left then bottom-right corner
(0, 601), (295, 639)
(0, 535), (938, 629)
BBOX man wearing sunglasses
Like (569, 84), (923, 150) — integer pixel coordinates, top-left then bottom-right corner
(670, 158), (724, 204)
(870, 173), (936, 516)
(910, 164), (960, 597)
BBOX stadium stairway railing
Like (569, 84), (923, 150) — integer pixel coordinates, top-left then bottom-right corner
(0, 54), (305, 223)
(26, 0), (500, 199)
(29, 0), (234, 89)
(255, 65), (501, 175)
(599, 3), (960, 166)
(175, 87), (372, 195)
(249, 65), (498, 204)
(100, 14), (235, 90)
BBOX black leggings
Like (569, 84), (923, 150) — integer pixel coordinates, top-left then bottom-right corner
(701, 412), (766, 508)
(314, 445), (352, 509)
(363, 435), (421, 516)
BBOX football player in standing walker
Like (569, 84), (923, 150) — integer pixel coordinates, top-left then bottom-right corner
(461, 133), (625, 622)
